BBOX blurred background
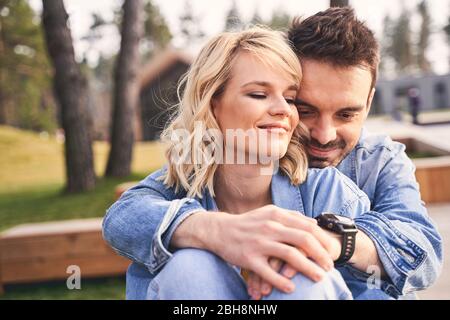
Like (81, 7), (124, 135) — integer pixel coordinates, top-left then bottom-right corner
(0, 0), (449, 299)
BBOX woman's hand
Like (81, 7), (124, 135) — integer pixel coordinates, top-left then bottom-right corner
(174, 205), (339, 294)
(245, 257), (296, 300)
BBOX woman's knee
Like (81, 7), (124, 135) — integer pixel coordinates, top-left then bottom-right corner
(264, 268), (352, 300)
(163, 248), (225, 276)
(149, 248), (247, 299)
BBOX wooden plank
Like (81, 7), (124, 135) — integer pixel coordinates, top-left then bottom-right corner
(114, 182), (138, 200)
(1, 253), (130, 284)
(1, 218), (103, 239)
(0, 218), (131, 287)
(415, 165), (450, 203)
(0, 231), (113, 261)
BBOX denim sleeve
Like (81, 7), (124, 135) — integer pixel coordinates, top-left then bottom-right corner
(102, 169), (206, 273)
(301, 167), (371, 219)
(354, 147), (443, 297)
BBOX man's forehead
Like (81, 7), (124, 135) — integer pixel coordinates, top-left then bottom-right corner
(298, 60), (372, 108)
(301, 60), (371, 84)
(296, 96), (366, 113)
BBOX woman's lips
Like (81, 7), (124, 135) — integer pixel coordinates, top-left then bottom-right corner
(260, 127), (288, 134)
(256, 122), (290, 134)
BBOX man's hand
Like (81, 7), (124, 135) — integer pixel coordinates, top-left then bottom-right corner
(172, 205), (338, 294)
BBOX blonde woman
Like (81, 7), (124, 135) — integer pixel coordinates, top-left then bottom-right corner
(103, 27), (370, 300)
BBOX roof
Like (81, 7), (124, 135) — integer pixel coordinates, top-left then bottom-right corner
(139, 48), (194, 89)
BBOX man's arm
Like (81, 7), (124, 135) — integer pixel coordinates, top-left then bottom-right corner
(102, 169), (338, 293)
(324, 229), (386, 277)
(351, 143), (443, 296)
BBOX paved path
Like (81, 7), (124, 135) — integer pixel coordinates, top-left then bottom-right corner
(365, 118), (450, 153)
(417, 203), (450, 300)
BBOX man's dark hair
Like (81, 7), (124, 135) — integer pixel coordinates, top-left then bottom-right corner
(288, 7), (380, 89)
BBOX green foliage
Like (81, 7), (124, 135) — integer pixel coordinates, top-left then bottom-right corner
(143, 0), (172, 53)
(391, 9), (414, 73)
(267, 10), (291, 31)
(0, 0), (56, 132)
(382, 6), (414, 75)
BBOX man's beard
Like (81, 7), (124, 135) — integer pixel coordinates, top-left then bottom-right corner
(306, 138), (348, 168)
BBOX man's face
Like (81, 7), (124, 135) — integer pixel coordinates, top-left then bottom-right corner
(296, 59), (375, 168)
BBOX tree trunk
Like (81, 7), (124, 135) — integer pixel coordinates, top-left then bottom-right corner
(105, 0), (144, 177)
(42, 0), (96, 193)
(330, 0), (349, 7)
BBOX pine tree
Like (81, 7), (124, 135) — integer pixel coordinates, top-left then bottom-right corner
(330, 0), (349, 7)
(42, 0), (96, 192)
(267, 10), (291, 31)
(380, 14), (395, 76)
(106, 0), (144, 177)
(417, 0), (432, 73)
(443, 14), (450, 68)
(224, 1), (243, 31)
(390, 8), (414, 73)
(178, 0), (204, 47)
(250, 10), (263, 26)
(445, 17), (450, 43)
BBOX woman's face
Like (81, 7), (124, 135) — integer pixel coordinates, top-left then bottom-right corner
(212, 51), (299, 163)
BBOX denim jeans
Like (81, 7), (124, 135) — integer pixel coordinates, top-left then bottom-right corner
(143, 248), (397, 300)
(145, 248), (353, 300)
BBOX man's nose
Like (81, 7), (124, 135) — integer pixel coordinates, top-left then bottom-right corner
(311, 118), (337, 145)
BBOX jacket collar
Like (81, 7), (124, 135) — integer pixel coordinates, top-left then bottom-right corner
(198, 170), (305, 213)
(336, 127), (367, 184)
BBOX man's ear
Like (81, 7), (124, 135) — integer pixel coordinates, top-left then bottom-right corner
(366, 87), (376, 117)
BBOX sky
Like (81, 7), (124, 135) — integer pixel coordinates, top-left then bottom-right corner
(29, 0), (450, 74)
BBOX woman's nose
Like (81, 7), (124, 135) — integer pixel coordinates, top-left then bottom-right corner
(268, 97), (292, 117)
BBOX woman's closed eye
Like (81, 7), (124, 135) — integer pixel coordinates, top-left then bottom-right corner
(284, 97), (295, 105)
(248, 93), (267, 99)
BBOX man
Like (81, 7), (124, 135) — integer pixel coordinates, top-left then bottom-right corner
(103, 7), (442, 300)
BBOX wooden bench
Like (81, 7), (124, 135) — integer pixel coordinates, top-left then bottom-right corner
(414, 156), (450, 203)
(114, 182), (139, 200)
(0, 218), (130, 294)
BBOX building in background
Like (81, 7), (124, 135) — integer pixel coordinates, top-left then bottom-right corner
(373, 74), (450, 117)
(137, 49), (193, 141)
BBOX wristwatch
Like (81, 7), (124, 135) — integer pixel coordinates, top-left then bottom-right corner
(315, 213), (358, 266)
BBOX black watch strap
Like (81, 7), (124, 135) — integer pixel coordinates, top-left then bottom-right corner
(335, 229), (358, 266)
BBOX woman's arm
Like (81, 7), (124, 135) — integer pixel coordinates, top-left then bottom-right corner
(102, 169), (207, 272)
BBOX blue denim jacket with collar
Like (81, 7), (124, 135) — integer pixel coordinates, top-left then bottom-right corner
(102, 128), (443, 299)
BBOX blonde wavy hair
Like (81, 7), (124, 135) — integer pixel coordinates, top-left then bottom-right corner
(159, 26), (309, 198)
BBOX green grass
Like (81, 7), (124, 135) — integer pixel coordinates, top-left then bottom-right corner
(0, 125), (167, 299)
(407, 151), (440, 159)
(1, 277), (126, 300)
(0, 173), (147, 232)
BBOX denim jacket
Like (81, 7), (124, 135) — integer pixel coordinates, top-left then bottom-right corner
(102, 128), (443, 299)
